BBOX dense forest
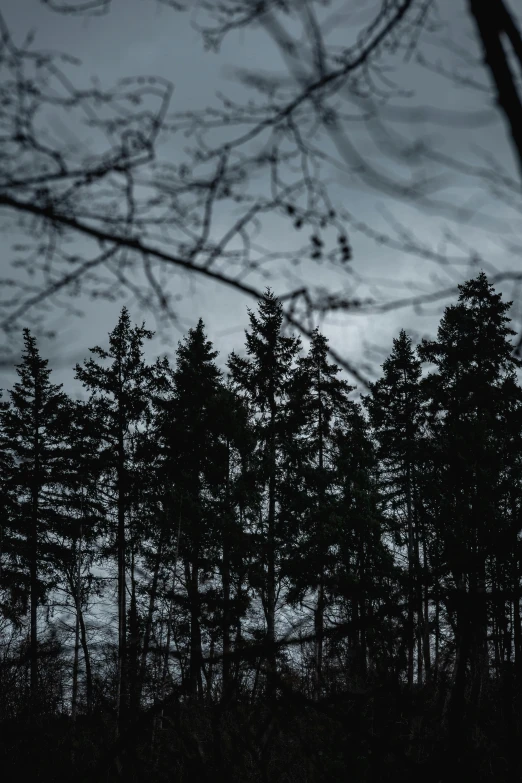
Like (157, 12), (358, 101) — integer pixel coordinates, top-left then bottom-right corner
(1, 272), (521, 781)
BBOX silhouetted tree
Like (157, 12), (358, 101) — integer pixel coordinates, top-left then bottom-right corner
(363, 330), (427, 687)
(228, 290), (302, 699)
(74, 308), (156, 730)
(418, 272), (522, 765)
(0, 330), (72, 706)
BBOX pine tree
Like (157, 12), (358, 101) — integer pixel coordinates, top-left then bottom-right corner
(228, 290), (301, 699)
(74, 307), (156, 728)
(418, 272), (522, 754)
(158, 319), (226, 701)
(363, 329), (427, 687)
(283, 328), (355, 698)
(0, 329), (72, 704)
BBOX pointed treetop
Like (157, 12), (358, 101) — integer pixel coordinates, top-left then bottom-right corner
(12, 328), (63, 396)
(418, 272), (520, 379)
(174, 318), (222, 391)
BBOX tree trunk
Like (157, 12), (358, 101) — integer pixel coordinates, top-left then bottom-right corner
(71, 525), (83, 721)
(158, 497), (182, 733)
(314, 579), (325, 699)
(222, 437), (233, 704)
(30, 429), (40, 705)
(116, 411), (127, 731)
(422, 534), (431, 679)
(138, 533), (163, 705)
(448, 575), (470, 763)
(186, 555), (203, 700)
(314, 367), (325, 700)
(265, 406), (277, 701)
(128, 549), (140, 717)
(406, 461), (414, 690)
(78, 603), (93, 714)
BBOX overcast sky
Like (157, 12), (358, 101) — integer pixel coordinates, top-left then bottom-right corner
(1, 0), (521, 397)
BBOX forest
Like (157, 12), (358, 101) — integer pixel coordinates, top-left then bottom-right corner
(0, 271), (521, 781)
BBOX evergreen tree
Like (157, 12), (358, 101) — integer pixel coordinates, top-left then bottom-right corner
(284, 328), (355, 698)
(418, 272), (522, 756)
(228, 290), (301, 699)
(0, 329), (72, 704)
(363, 330), (427, 687)
(74, 307), (156, 728)
(158, 318), (226, 700)
(2, 284), (522, 780)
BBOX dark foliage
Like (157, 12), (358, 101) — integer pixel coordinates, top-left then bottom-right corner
(1, 275), (522, 781)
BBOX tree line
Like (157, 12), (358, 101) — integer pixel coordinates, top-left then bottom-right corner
(1, 271), (522, 781)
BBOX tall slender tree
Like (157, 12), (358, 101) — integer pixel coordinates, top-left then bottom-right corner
(75, 307), (155, 728)
(228, 290), (301, 699)
(283, 328), (354, 698)
(0, 330), (71, 704)
(363, 330), (427, 687)
(158, 319), (226, 700)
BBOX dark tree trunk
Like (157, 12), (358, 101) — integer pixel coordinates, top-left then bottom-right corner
(138, 533), (163, 705)
(117, 411), (127, 731)
(30, 431), (39, 704)
(265, 407), (277, 701)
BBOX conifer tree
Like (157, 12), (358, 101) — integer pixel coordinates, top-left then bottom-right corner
(228, 290), (301, 699)
(363, 330), (427, 687)
(418, 272), (522, 751)
(284, 328), (355, 698)
(158, 319), (226, 700)
(0, 329), (72, 703)
(74, 307), (156, 728)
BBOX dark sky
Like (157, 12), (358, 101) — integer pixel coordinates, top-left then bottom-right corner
(1, 0), (520, 395)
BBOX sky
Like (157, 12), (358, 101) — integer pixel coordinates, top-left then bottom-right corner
(1, 0), (521, 397)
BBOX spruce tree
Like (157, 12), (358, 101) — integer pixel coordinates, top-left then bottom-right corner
(0, 329), (72, 704)
(74, 307), (156, 728)
(158, 318), (226, 700)
(284, 328), (355, 698)
(228, 290), (301, 699)
(363, 330), (427, 687)
(418, 272), (522, 754)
